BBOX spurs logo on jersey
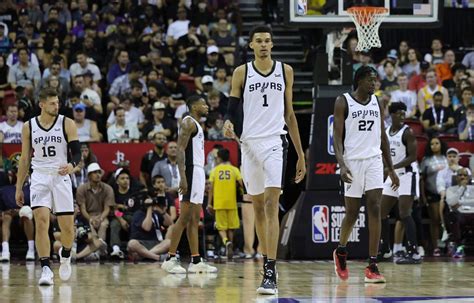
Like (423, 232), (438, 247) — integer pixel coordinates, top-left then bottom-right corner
(30, 115), (68, 171)
(241, 60), (287, 141)
(182, 115), (204, 167)
(387, 124), (418, 174)
(343, 93), (381, 160)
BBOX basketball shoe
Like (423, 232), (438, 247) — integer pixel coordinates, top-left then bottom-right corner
(38, 266), (54, 286)
(188, 258), (218, 273)
(364, 263), (386, 283)
(58, 247), (72, 281)
(333, 249), (349, 281)
(162, 256), (186, 274)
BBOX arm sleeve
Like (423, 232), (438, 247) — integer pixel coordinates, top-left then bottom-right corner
(224, 96), (240, 124)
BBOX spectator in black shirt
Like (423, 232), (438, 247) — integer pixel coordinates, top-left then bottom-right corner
(422, 91), (455, 136)
(173, 44), (194, 76)
(442, 63), (467, 100)
(454, 87), (473, 125)
(39, 7), (68, 53)
(194, 45), (220, 91)
(149, 175), (177, 222)
(162, 69), (188, 108)
(142, 101), (177, 141)
(177, 23), (205, 62)
(140, 132), (168, 187)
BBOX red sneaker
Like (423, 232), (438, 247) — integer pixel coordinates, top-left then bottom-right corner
(364, 264), (386, 283)
(333, 249), (349, 281)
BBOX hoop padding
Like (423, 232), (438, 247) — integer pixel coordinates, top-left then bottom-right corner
(347, 7), (388, 52)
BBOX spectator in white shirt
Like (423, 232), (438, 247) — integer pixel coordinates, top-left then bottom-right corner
(437, 148), (461, 225)
(69, 51), (102, 83)
(390, 73), (418, 118)
(73, 74), (103, 115)
(73, 103), (101, 142)
(107, 107), (140, 143)
(0, 104), (23, 143)
(166, 7), (190, 46)
(107, 95), (145, 129)
(7, 48), (41, 90)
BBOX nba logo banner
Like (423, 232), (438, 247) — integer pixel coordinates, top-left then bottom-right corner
(327, 115), (335, 155)
(312, 205), (329, 243)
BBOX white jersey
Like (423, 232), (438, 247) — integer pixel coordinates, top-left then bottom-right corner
(30, 115), (69, 172)
(386, 124), (418, 174)
(182, 115), (204, 167)
(241, 60), (287, 141)
(0, 120), (23, 143)
(343, 93), (381, 160)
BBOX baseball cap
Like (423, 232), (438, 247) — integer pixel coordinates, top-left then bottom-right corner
(446, 147), (459, 155)
(201, 75), (214, 84)
(207, 45), (219, 55)
(153, 101), (166, 110)
(87, 163), (103, 174)
(387, 49), (398, 60)
(74, 103), (86, 111)
(114, 167), (131, 179)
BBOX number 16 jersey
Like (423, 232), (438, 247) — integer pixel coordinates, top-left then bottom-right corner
(241, 60), (287, 141)
(343, 93), (381, 160)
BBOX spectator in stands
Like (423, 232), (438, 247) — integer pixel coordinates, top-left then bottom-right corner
(142, 101), (176, 141)
(140, 132), (168, 187)
(0, 104), (23, 143)
(0, 23), (12, 55)
(198, 75), (215, 97)
(69, 51), (102, 83)
(402, 48), (420, 79)
(7, 48), (41, 91)
(151, 141), (179, 197)
(144, 33), (173, 66)
(452, 79), (473, 110)
(353, 51), (376, 76)
(73, 103), (101, 142)
(46, 0), (71, 30)
(377, 49), (401, 80)
(207, 89), (227, 116)
(22, 22), (43, 54)
(40, 6), (69, 53)
(72, 142), (98, 189)
(107, 50), (131, 85)
(437, 147), (461, 227)
(6, 37), (40, 67)
(107, 95), (145, 129)
(16, 86), (34, 121)
(207, 112), (225, 140)
(391, 73), (418, 118)
(458, 104), (474, 141)
(462, 48), (474, 71)
(380, 61), (399, 93)
(0, 185), (35, 261)
(162, 69), (188, 109)
(212, 18), (235, 66)
(422, 91), (455, 136)
(424, 38), (444, 65)
(408, 61), (429, 92)
(445, 167), (474, 258)
(108, 63), (146, 113)
(442, 63), (467, 100)
(418, 69), (449, 114)
(194, 45), (221, 91)
(173, 44), (194, 76)
(107, 18), (138, 56)
(420, 136), (448, 256)
(0, 55), (9, 95)
(213, 67), (230, 96)
(129, 80), (149, 109)
(40, 60), (70, 94)
(42, 55), (70, 83)
(454, 87), (473, 124)
(150, 175), (177, 222)
(107, 106), (140, 143)
(44, 74), (68, 102)
(166, 7), (190, 46)
(436, 50), (456, 82)
(73, 74), (103, 115)
(76, 163), (115, 247)
(177, 23), (205, 63)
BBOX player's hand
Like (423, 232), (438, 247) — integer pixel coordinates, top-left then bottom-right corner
(388, 170), (400, 191)
(206, 204), (214, 214)
(294, 157), (306, 184)
(58, 163), (74, 175)
(15, 189), (24, 207)
(223, 120), (235, 139)
(340, 165), (353, 183)
(179, 178), (188, 195)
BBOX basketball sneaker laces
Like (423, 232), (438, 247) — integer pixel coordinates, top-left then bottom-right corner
(367, 263), (380, 275)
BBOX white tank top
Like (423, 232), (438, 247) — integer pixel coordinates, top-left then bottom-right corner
(182, 115), (204, 167)
(0, 121), (23, 143)
(77, 119), (91, 142)
(386, 124), (418, 174)
(241, 60), (287, 141)
(343, 93), (382, 160)
(30, 115), (69, 172)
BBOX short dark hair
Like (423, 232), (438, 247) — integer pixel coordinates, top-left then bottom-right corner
(129, 63), (142, 74)
(163, 70), (180, 82)
(383, 61), (394, 68)
(186, 95), (203, 108)
(353, 66), (377, 90)
(152, 174), (165, 184)
(461, 87), (472, 95)
(217, 148), (230, 162)
(68, 90), (81, 99)
(39, 87), (58, 102)
(433, 91), (443, 99)
(249, 25), (273, 42)
(451, 63), (467, 75)
(114, 106), (125, 115)
(117, 168), (131, 178)
(17, 47), (29, 55)
(130, 80), (143, 89)
(388, 102), (407, 114)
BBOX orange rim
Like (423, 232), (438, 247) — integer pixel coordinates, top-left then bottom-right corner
(347, 6), (389, 25)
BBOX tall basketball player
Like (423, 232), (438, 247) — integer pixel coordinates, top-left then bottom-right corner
(223, 25), (306, 295)
(161, 95), (218, 274)
(333, 66), (400, 283)
(380, 102), (421, 264)
(15, 88), (82, 285)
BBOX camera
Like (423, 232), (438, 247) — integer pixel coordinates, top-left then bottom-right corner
(129, 190), (167, 210)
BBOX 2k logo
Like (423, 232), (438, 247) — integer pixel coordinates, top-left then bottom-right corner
(315, 163), (337, 175)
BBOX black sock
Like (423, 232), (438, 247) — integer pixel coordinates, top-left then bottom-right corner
(263, 254), (268, 269)
(192, 255), (201, 264)
(369, 256), (377, 266)
(266, 259), (276, 277)
(402, 216), (418, 254)
(336, 245), (347, 254)
(381, 218), (391, 253)
(40, 257), (50, 268)
(61, 247), (71, 258)
(166, 253), (176, 261)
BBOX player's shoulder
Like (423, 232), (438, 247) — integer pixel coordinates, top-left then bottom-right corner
(281, 62), (293, 73)
(233, 64), (247, 76)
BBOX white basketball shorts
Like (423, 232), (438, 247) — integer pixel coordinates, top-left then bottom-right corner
(383, 171), (419, 198)
(30, 170), (74, 214)
(241, 135), (288, 195)
(344, 155), (383, 198)
(180, 165), (205, 205)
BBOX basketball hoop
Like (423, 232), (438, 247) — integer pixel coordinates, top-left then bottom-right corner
(347, 7), (388, 52)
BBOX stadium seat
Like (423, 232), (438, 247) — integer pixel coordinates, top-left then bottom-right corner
(416, 134), (429, 162)
(438, 133), (458, 142)
(179, 75), (196, 93)
(404, 119), (424, 136)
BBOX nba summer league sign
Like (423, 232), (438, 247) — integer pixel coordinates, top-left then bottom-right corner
(312, 205), (366, 243)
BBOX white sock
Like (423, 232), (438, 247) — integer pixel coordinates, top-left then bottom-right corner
(2, 241), (9, 252)
(393, 243), (402, 253)
(28, 240), (35, 251)
(113, 245), (120, 252)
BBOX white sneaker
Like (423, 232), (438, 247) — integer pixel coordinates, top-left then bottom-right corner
(58, 247), (72, 281)
(161, 257), (187, 274)
(38, 266), (54, 286)
(26, 249), (35, 261)
(188, 259), (218, 273)
(417, 246), (425, 257)
(110, 246), (125, 259)
(1, 250), (10, 262)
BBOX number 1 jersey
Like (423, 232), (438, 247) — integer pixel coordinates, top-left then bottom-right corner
(241, 60), (287, 141)
(343, 93), (381, 160)
(30, 115), (69, 172)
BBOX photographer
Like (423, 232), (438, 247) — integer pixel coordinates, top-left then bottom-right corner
(127, 196), (172, 261)
(149, 175), (177, 222)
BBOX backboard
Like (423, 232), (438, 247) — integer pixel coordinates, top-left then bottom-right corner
(286, 0), (443, 27)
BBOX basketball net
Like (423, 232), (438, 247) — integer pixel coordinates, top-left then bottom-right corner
(347, 7), (388, 52)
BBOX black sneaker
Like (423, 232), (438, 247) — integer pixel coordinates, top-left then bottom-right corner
(256, 275), (278, 295)
(395, 253), (422, 265)
(393, 251), (405, 263)
(377, 249), (392, 262)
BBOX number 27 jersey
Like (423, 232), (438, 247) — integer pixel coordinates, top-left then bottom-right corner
(241, 60), (287, 141)
(343, 93), (381, 160)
